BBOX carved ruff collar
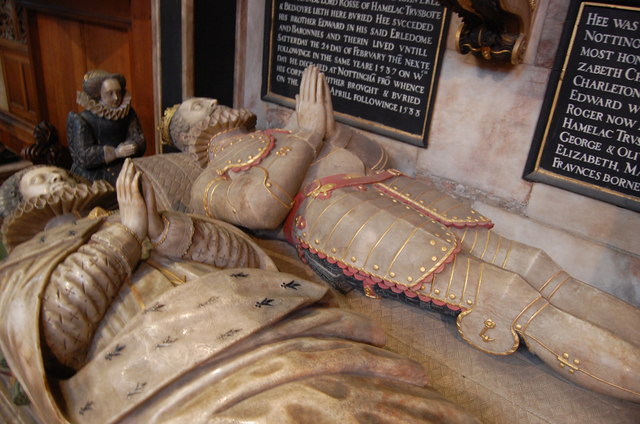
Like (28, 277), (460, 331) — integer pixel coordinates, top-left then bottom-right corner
(76, 91), (132, 121)
(1, 181), (115, 252)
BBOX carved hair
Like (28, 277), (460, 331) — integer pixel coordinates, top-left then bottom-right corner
(168, 109), (193, 152)
(0, 166), (40, 218)
(82, 70), (127, 101)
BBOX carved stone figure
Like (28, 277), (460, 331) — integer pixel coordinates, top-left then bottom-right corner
(436, 0), (535, 64)
(159, 65), (640, 403)
(21, 121), (72, 169)
(67, 70), (146, 185)
(0, 162), (479, 423)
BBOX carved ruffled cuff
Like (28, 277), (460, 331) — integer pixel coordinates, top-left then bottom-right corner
(152, 212), (195, 258)
(91, 223), (143, 275)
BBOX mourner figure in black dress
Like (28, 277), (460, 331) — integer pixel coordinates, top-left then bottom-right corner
(67, 70), (146, 185)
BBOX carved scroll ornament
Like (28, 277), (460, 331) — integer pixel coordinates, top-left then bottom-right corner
(437, 0), (537, 64)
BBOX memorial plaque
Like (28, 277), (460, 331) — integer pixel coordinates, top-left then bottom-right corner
(524, 0), (640, 211)
(262, 0), (449, 147)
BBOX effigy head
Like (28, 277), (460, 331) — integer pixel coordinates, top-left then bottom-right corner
(19, 166), (77, 202)
(0, 166), (115, 251)
(76, 70), (131, 120)
(162, 98), (257, 152)
(82, 70), (127, 106)
(0, 166), (76, 218)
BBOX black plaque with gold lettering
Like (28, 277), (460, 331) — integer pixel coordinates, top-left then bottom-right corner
(524, 0), (640, 211)
(262, 0), (449, 147)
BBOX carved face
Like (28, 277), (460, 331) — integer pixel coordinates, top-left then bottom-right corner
(177, 98), (218, 127)
(19, 167), (76, 201)
(100, 78), (123, 108)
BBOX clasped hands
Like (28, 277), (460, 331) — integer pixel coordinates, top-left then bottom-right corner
(116, 159), (164, 244)
(295, 65), (336, 140)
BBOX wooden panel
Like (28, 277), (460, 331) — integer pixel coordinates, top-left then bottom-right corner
(1, 49), (38, 122)
(34, 13), (86, 146)
(82, 24), (130, 73)
(18, 0), (131, 27)
(130, 0), (155, 152)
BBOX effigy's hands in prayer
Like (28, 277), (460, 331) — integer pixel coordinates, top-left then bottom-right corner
(116, 158), (147, 241)
(296, 65), (327, 137)
(115, 142), (137, 158)
(140, 174), (164, 242)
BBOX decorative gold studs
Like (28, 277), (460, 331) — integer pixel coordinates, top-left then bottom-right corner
(419, 266), (426, 272)
(430, 240), (436, 246)
(389, 272), (396, 278)
(431, 256), (438, 262)
(351, 256), (357, 262)
(373, 265), (380, 271)
(434, 289), (441, 295)
(449, 294), (456, 299)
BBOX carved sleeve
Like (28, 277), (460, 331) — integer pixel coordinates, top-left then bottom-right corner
(191, 129), (323, 230)
(66, 112), (109, 169)
(152, 212), (261, 269)
(126, 109), (146, 156)
(41, 223), (142, 371)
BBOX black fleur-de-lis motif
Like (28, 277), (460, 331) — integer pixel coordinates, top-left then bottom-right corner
(68, 230), (77, 236)
(255, 298), (274, 308)
(231, 272), (249, 278)
(105, 344), (126, 360)
(218, 328), (242, 340)
(79, 401), (93, 415)
(198, 296), (219, 308)
(39, 236), (46, 243)
(155, 336), (177, 349)
(143, 303), (165, 314)
(281, 280), (301, 290)
(127, 382), (147, 399)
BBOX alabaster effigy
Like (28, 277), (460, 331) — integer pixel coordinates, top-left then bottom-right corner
(0, 162), (480, 423)
(152, 65), (640, 406)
